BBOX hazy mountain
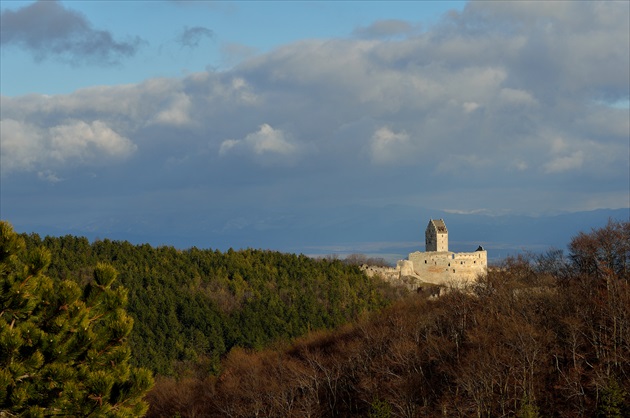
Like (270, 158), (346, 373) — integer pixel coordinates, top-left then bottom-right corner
(10, 207), (628, 264)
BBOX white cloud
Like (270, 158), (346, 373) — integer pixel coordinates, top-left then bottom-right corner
(499, 88), (537, 106)
(49, 120), (136, 161)
(549, 136), (569, 154)
(219, 124), (301, 164)
(370, 127), (411, 165)
(152, 93), (192, 126)
(462, 102), (480, 113)
(37, 170), (62, 183)
(544, 151), (584, 173)
(249, 124), (294, 155)
(230, 77), (258, 104)
(0, 119), (44, 172)
(0, 118), (136, 174)
(218, 139), (239, 156)
(443, 208), (494, 215)
(511, 160), (528, 171)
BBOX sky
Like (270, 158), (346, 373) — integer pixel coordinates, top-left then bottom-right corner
(1, 0), (629, 256)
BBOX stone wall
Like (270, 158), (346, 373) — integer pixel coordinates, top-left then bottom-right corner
(408, 250), (487, 286)
(360, 261), (425, 292)
(361, 219), (487, 290)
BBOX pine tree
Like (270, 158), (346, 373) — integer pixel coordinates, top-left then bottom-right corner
(598, 377), (627, 418)
(0, 221), (153, 417)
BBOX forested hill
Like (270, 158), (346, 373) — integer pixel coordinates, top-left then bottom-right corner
(147, 220), (629, 418)
(20, 233), (392, 376)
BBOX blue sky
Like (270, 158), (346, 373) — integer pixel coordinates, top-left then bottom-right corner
(1, 1), (629, 256)
(2, 1), (466, 96)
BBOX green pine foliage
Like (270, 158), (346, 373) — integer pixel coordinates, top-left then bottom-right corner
(517, 395), (541, 418)
(598, 378), (627, 418)
(18, 228), (390, 376)
(0, 221), (153, 417)
(368, 398), (392, 418)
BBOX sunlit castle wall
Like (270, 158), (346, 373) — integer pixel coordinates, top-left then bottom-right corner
(408, 250), (487, 286)
(409, 219), (487, 286)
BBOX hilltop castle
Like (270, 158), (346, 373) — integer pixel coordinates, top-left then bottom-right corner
(362, 219), (488, 289)
(405, 219), (487, 286)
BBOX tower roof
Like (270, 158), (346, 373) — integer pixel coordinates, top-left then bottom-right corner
(429, 218), (447, 233)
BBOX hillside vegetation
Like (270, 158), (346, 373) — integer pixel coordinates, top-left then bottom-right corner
(146, 220), (629, 417)
(1, 222), (153, 416)
(19, 233), (392, 376)
(7, 219), (628, 417)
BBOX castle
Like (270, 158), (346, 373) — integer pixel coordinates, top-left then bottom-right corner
(405, 219), (487, 286)
(362, 219), (487, 289)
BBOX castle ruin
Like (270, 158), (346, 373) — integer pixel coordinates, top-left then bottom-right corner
(405, 219), (487, 286)
(363, 219), (487, 289)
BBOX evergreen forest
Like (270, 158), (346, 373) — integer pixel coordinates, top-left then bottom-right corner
(17, 232), (392, 377)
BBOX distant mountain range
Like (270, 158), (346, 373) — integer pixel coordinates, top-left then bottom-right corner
(9, 207), (629, 264)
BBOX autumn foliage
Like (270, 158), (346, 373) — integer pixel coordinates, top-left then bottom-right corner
(147, 220), (629, 417)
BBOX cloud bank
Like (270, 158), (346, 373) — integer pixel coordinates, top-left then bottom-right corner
(1, 1), (628, 231)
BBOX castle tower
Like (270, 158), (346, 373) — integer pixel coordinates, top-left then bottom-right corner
(425, 219), (448, 252)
